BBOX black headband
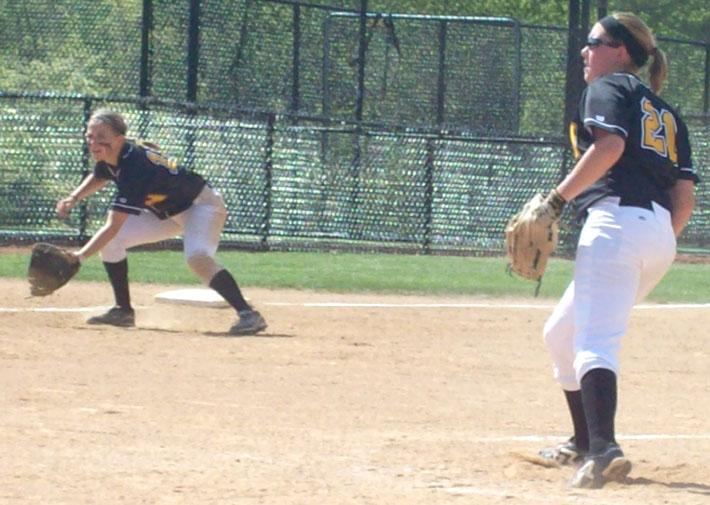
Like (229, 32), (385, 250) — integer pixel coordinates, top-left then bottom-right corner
(599, 16), (649, 68)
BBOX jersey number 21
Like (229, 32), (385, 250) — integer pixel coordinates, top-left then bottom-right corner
(640, 97), (678, 164)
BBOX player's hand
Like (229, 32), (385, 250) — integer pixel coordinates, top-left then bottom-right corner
(70, 250), (85, 263)
(56, 195), (78, 219)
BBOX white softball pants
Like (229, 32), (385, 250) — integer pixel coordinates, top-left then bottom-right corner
(543, 197), (676, 391)
(100, 185), (227, 267)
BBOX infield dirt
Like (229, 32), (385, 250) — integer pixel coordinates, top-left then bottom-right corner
(1, 279), (708, 504)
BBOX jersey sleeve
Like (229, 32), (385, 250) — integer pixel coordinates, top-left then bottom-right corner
(112, 153), (151, 215)
(582, 77), (630, 138)
(674, 118), (700, 184)
(111, 187), (148, 216)
(92, 162), (112, 180)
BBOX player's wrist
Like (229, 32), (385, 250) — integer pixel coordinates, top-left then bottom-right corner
(546, 189), (567, 216)
(549, 188), (566, 203)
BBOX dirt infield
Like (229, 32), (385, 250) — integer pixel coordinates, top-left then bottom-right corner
(1, 278), (708, 504)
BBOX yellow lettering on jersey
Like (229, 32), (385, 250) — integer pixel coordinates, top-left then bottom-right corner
(640, 97), (678, 164)
(568, 121), (581, 159)
(660, 110), (678, 164)
(146, 150), (179, 174)
(145, 194), (167, 207)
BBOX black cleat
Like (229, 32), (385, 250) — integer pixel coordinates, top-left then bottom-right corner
(87, 307), (135, 328)
(229, 310), (267, 336)
(569, 444), (632, 489)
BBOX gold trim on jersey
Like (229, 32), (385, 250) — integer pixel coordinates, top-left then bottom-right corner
(145, 194), (168, 207)
(569, 121), (581, 160)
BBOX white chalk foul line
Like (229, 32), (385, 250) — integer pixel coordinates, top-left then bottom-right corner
(264, 301), (710, 310)
(0, 305), (151, 313)
(472, 433), (710, 442)
(265, 302), (556, 309)
(1, 302), (708, 312)
(0, 305), (111, 313)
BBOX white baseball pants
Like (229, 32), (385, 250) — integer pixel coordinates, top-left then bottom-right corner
(100, 185), (227, 264)
(543, 197), (676, 391)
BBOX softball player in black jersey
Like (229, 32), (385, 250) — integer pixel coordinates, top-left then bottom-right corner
(56, 109), (267, 335)
(534, 13), (699, 488)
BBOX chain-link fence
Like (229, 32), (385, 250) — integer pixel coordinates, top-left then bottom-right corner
(0, 94), (577, 252)
(0, 1), (708, 253)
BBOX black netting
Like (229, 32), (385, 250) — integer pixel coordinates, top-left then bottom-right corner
(0, 1), (141, 96)
(199, 0), (294, 110)
(322, 14), (525, 132)
(684, 115), (709, 249)
(151, 0), (190, 100)
(0, 98), (89, 238)
(0, 97), (576, 253)
(519, 25), (568, 136)
(430, 138), (571, 251)
(657, 38), (707, 114)
(0, 1), (708, 254)
(442, 19), (521, 132)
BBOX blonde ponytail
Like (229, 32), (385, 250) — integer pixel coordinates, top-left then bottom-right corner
(612, 12), (668, 93)
(648, 46), (668, 94)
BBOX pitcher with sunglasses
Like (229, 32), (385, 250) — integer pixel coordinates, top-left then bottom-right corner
(535, 12), (699, 488)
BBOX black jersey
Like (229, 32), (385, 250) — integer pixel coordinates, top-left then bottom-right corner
(93, 140), (206, 219)
(570, 72), (699, 218)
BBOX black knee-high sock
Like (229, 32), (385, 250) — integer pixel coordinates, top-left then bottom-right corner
(580, 368), (618, 454)
(209, 269), (251, 312)
(104, 259), (131, 309)
(564, 389), (589, 451)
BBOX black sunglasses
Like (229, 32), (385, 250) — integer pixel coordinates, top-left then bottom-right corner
(586, 36), (622, 49)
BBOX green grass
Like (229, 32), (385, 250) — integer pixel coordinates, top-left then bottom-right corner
(4, 249), (708, 303)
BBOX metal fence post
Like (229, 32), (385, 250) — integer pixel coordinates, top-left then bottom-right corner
(704, 43), (709, 115)
(350, 0), (368, 240)
(139, 0), (153, 99)
(187, 0), (200, 103)
(563, 0), (584, 138)
(436, 20), (447, 127)
(79, 98), (93, 242)
(137, 0), (153, 140)
(262, 112), (275, 249)
(291, 3), (301, 114)
(354, 0), (367, 124)
(512, 20), (522, 134)
(597, 0), (607, 19)
(185, 0), (200, 169)
(423, 139), (435, 254)
(425, 19), (447, 253)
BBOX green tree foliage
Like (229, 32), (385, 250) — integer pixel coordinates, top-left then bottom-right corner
(608, 0), (709, 42)
(1, 0), (706, 97)
(358, 1), (708, 41)
(0, 0), (142, 95)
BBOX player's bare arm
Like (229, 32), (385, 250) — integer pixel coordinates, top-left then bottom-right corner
(56, 174), (110, 218)
(669, 179), (696, 238)
(556, 129), (625, 202)
(74, 210), (130, 262)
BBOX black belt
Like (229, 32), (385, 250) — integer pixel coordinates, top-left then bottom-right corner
(618, 198), (654, 211)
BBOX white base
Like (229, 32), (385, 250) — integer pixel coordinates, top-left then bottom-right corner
(154, 288), (230, 308)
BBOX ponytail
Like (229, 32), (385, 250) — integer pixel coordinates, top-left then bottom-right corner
(610, 12), (667, 94)
(648, 46), (668, 94)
